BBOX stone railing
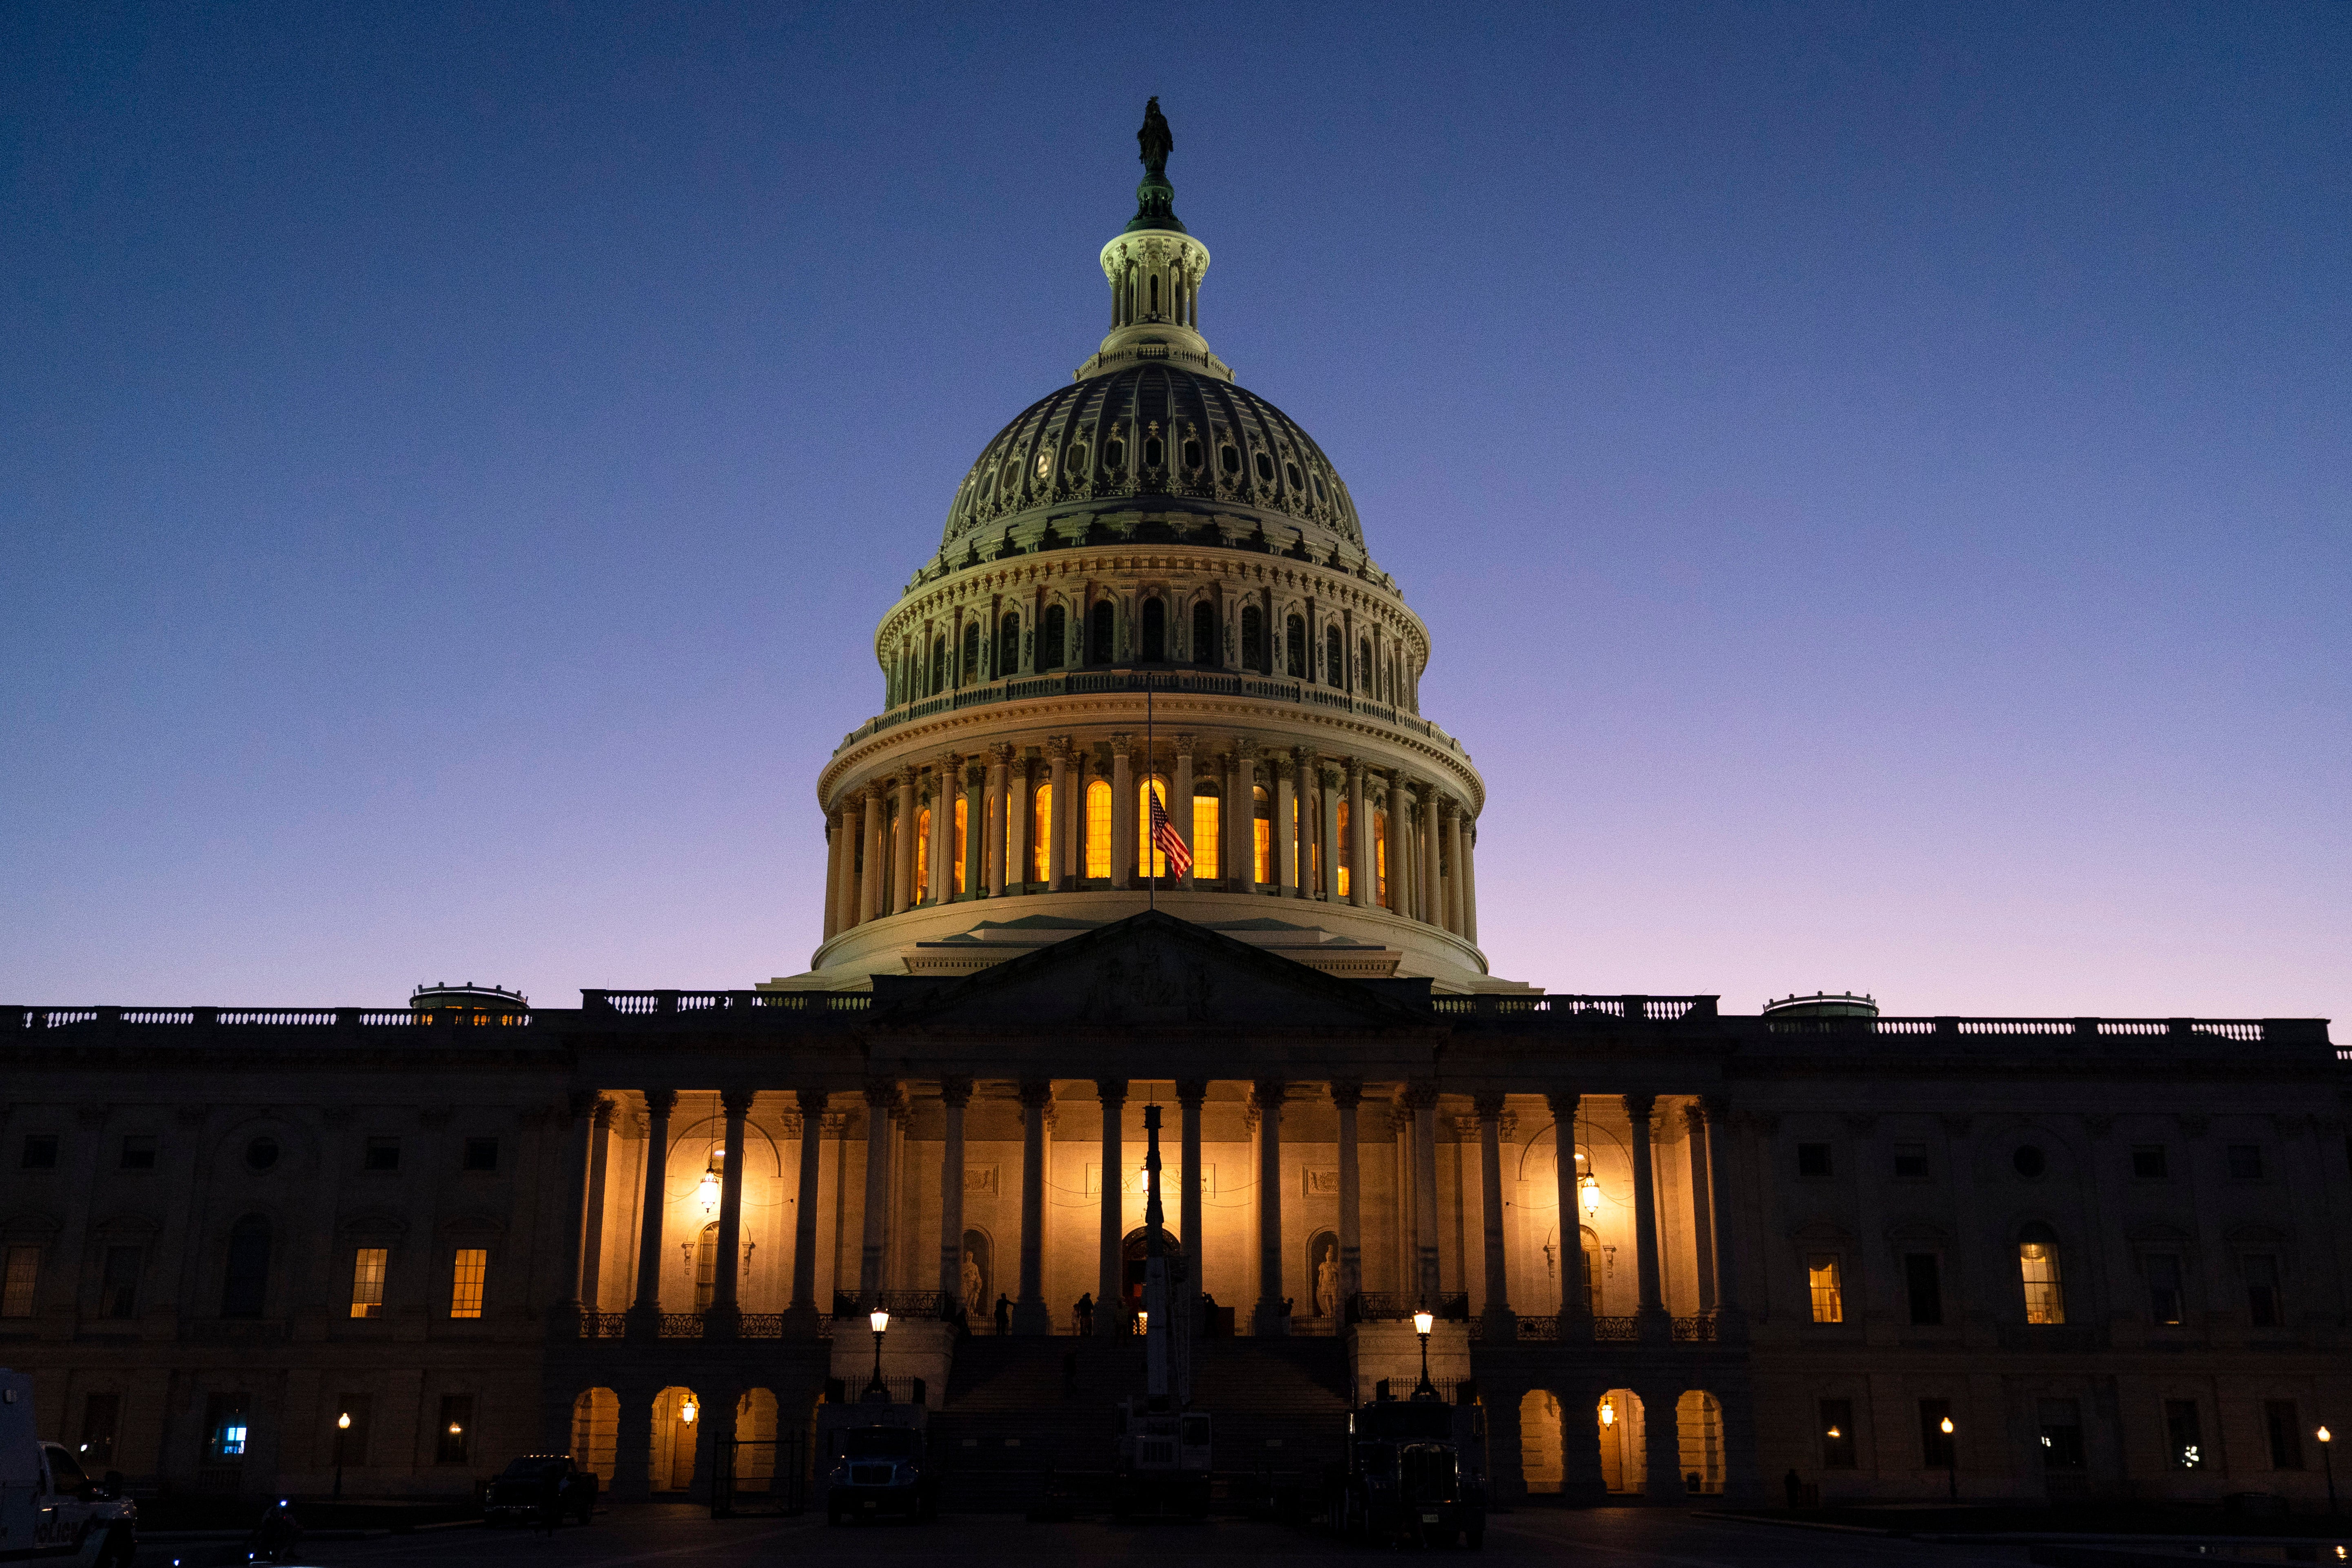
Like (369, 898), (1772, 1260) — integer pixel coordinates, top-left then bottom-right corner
(579, 1312), (630, 1339)
(1428, 995), (1718, 1022)
(831, 1289), (954, 1320)
(5, 1007), (530, 1030)
(581, 991), (870, 1016)
(1350, 1291), (1470, 1323)
(1592, 1315), (1641, 1343)
(1764, 1014), (2279, 1043)
(1671, 1315), (1717, 1342)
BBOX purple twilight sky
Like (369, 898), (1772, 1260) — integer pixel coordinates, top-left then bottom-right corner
(4, 3), (2346, 1024)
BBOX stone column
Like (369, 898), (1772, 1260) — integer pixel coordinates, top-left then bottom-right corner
(554, 1090), (601, 1314)
(787, 1090), (826, 1326)
(709, 1088), (754, 1322)
(938, 1077), (972, 1307)
(1443, 802), (1467, 935)
(1682, 1104), (1718, 1313)
(1476, 1091), (1514, 1338)
(1332, 1080), (1363, 1309)
(889, 767), (918, 914)
(1008, 754), (1033, 893)
(859, 789), (884, 924)
(1319, 759), (1342, 903)
(1177, 1080), (1206, 1326)
(1014, 1079), (1053, 1334)
(858, 1079), (894, 1303)
(1110, 734), (1135, 889)
(1409, 1087), (1443, 1306)
(930, 753), (960, 905)
(1233, 739), (1259, 892)
(821, 812), (845, 940)
(984, 746), (1009, 897)
(1461, 820), (1479, 945)
(1096, 1078), (1127, 1333)
(1386, 770), (1410, 914)
(1173, 734), (1195, 890)
(1346, 758), (1369, 907)
(579, 1098), (616, 1309)
(1623, 1093), (1669, 1340)
(1700, 1096), (1746, 1334)
(1271, 755), (1297, 896)
(963, 758), (984, 898)
(629, 1089), (678, 1325)
(1046, 739), (1072, 891)
(1420, 787), (1443, 926)
(1546, 1093), (1592, 1334)
(1252, 1079), (1287, 1335)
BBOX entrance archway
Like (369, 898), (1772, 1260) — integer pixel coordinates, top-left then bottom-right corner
(1598, 1390), (1646, 1495)
(1519, 1391), (1564, 1494)
(569, 1388), (616, 1483)
(652, 1386), (701, 1494)
(1676, 1390), (1723, 1494)
(1119, 1227), (1184, 1316)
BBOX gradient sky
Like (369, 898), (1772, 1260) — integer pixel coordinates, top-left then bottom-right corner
(4, 3), (2346, 1024)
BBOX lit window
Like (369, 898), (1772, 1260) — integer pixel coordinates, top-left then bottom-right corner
(1336, 801), (1350, 898)
(449, 1249), (488, 1319)
(1, 1246), (37, 1317)
(1139, 779), (1171, 878)
(1031, 783), (1051, 883)
(350, 1247), (388, 1319)
(1190, 792), (1219, 881)
(1374, 814), (1387, 905)
(913, 807), (931, 904)
(2019, 1226), (2065, 1324)
(1085, 779), (1111, 880)
(1807, 1254), (1844, 1324)
(1253, 787), (1272, 884)
(953, 794), (968, 896)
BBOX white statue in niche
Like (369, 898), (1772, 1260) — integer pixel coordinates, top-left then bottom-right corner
(1310, 1231), (1340, 1317)
(961, 1247), (986, 1318)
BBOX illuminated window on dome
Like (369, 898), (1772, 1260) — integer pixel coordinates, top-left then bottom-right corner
(1085, 780), (1111, 880)
(953, 795), (968, 896)
(1139, 779), (1170, 878)
(1191, 792), (1219, 881)
(1031, 784), (1051, 883)
(914, 808), (932, 905)
(1253, 786), (1272, 885)
(1336, 801), (1350, 899)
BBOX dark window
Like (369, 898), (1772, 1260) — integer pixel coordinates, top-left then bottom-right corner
(1796, 1143), (1833, 1178)
(999, 612), (1021, 676)
(1192, 602), (1216, 665)
(245, 1136), (279, 1171)
(1893, 1143), (1929, 1179)
(1325, 625), (1343, 687)
(364, 1137), (400, 1172)
(1286, 460), (1303, 489)
(2266, 1400), (2305, 1469)
(929, 635), (946, 696)
(1284, 615), (1306, 678)
(435, 1395), (474, 1465)
(1182, 439), (1202, 469)
(1219, 443), (1240, 476)
(2012, 1144), (2045, 1178)
(1904, 1252), (1944, 1325)
(2132, 1145), (2168, 1179)
(960, 622), (980, 685)
(1254, 451), (1275, 483)
(119, 1136), (156, 1171)
(1143, 435), (1163, 468)
(2226, 1144), (2264, 1180)
(334, 1394), (373, 1467)
(1140, 598), (1166, 663)
(1819, 1398), (1857, 1469)
(2165, 1400), (2204, 1468)
(2146, 1253), (2184, 1325)
(2244, 1254), (2281, 1326)
(2038, 1399), (2085, 1470)
(1918, 1398), (1955, 1468)
(21, 1135), (57, 1170)
(1040, 605), (1066, 670)
(204, 1393), (251, 1462)
(1358, 638), (1371, 690)
(1104, 437), (1125, 469)
(79, 1394), (120, 1467)
(222, 1215), (270, 1318)
(462, 1137), (499, 1172)
(1241, 606), (1266, 672)
(98, 1246), (141, 1319)
(1089, 601), (1114, 664)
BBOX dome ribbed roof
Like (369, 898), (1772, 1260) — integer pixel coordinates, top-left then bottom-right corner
(941, 364), (1363, 555)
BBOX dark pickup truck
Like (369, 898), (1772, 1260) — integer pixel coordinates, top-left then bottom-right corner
(482, 1454), (597, 1526)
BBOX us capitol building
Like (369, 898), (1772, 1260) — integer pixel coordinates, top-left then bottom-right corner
(7, 105), (2343, 1511)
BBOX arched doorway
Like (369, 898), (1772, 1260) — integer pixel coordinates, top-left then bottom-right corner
(1119, 1227), (1184, 1317)
(1676, 1390), (1723, 1494)
(695, 1222), (720, 1311)
(652, 1386), (701, 1494)
(1598, 1390), (1646, 1496)
(734, 1390), (777, 1484)
(569, 1388), (617, 1483)
(1519, 1391), (1564, 1495)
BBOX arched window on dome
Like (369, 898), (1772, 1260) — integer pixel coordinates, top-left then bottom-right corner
(930, 636), (947, 697)
(2019, 1223), (2066, 1325)
(960, 622), (980, 687)
(1252, 785), (1273, 885)
(999, 612), (1021, 678)
(1138, 775), (1171, 879)
(1192, 601), (1217, 666)
(1040, 605), (1066, 670)
(1149, 273), (1160, 318)
(1191, 786), (1219, 880)
(1090, 601), (1115, 665)
(1031, 783), (1052, 883)
(1140, 598), (1166, 663)
(1241, 605), (1266, 673)
(1084, 778), (1112, 880)
(913, 807), (931, 906)
(952, 793), (968, 896)
(1359, 638), (1372, 695)
(1326, 625), (1345, 688)
(1336, 799), (1351, 899)
(1374, 808), (1387, 905)
(1285, 615), (1307, 679)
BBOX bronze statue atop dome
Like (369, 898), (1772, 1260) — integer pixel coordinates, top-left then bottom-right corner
(1126, 97), (1184, 233)
(1138, 96), (1173, 178)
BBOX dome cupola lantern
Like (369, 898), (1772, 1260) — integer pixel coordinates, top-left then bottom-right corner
(1079, 98), (1230, 385)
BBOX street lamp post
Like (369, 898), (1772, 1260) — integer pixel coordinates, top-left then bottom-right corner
(1412, 1309), (1437, 1400)
(2319, 1426), (2335, 1514)
(865, 1308), (891, 1400)
(333, 1411), (350, 1501)
(1941, 1415), (1957, 1501)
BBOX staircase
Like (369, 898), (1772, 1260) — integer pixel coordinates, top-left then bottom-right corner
(928, 1335), (1354, 1515)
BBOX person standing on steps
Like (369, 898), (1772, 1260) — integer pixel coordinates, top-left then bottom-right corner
(1075, 1291), (1095, 1336)
(994, 1293), (1011, 1336)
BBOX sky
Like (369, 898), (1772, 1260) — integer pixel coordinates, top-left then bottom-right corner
(4, 2), (2346, 1024)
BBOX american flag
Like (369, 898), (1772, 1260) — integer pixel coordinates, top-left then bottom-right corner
(1148, 785), (1192, 878)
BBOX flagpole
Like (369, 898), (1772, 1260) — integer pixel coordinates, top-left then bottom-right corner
(1146, 672), (1155, 912)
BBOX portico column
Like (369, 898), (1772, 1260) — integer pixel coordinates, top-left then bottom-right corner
(1409, 1083), (1441, 1305)
(984, 746), (1009, 897)
(1252, 1080), (1287, 1335)
(1096, 1078), (1127, 1333)
(1319, 760), (1342, 903)
(858, 1078), (895, 1303)
(938, 1077), (973, 1307)
(1475, 1091), (1514, 1339)
(1682, 1104), (1718, 1312)
(1173, 735), (1195, 890)
(859, 789), (884, 924)
(963, 758), (984, 898)
(1700, 1096), (1747, 1334)
(1346, 758), (1369, 907)
(786, 1090), (826, 1327)
(709, 1087), (753, 1323)
(1110, 734), (1135, 889)
(629, 1089), (678, 1325)
(1443, 802), (1467, 935)
(1046, 739), (1072, 891)
(1385, 769), (1409, 914)
(1332, 1081), (1363, 1310)
(1546, 1092), (1592, 1335)
(1232, 740), (1259, 892)
(1271, 756), (1297, 896)
(1177, 1080), (1206, 1328)
(554, 1089), (601, 1314)
(1623, 1093), (1669, 1340)
(578, 1098), (615, 1309)
(890, 767), (918, 913)
(1461, 821), (1479, 945)
(1419, 787), (1443, 925)
(1008, 754), (1033, 892)
(821, 813), (845, 940)
(1013, 1079), (1053, 1334)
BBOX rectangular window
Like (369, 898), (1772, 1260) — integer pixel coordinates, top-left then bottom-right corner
(364, 1137), (401, 1172)
(2020, 1240), (2065, 1325)
(2266, 1400), (2305, 1470)
(2038, 1398), (2086, 1470)
(1819, 1398), (1857, 1469)
(2243, 1254), (2281, 1327)
(449, 1249), (487, 1319)
(333, 1393), (373, 1468)
(1, 1247), (37, 1317)
(204, 1393), (251, 1462)
(118, 1135), (157, 1170)
(2131, 1144), (2168, 1179)
(1796, 1142), (1833, 1178)
(349, 1248), (388, 1319)
(1031, 783), (1051, 883)
(1806, 1254), (1844, 1324)
(1892, 1143), (1929, 1179)
(21, 1135), (58, 1170)
(1904, 1252), (1944, 1326)
(1253, 813), (1272, 885)
(2146, 1253), (2184, 1325)
(435, 1395), (474, 1464)
(2164, 1399), (2204, 1469)
(79, 1393), (120, 1467)
(2227, 1144), (2265, 1180)
(1190, 792), (1220, 881)
(98, 1246), (141, 1319)
(461, 1138), (499, 1172)
(1918, 1398), (1955, 1468)
(1083, 780), (1111, 880)
(952, 792), (968, 895)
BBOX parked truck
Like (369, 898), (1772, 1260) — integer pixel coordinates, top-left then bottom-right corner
(0, 1371), (137, 1568)
(1326, 1392), (1486, 1549)
(817, 1400), (934, 1524)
